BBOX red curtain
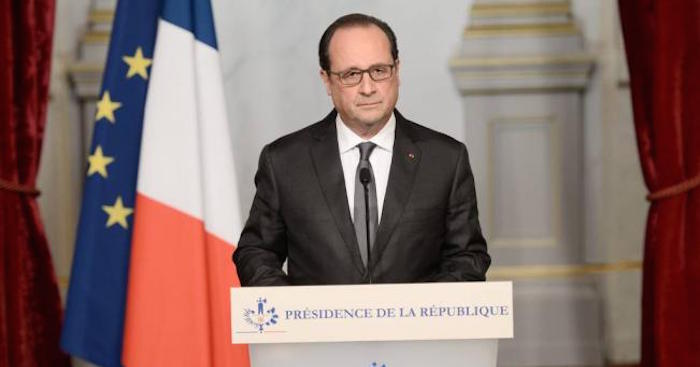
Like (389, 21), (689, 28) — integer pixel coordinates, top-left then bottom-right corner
(0, 0), (70, 365)
(619, 0), (700, 366)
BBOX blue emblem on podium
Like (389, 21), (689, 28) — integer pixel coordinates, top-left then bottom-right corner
(243, 297), (279, 333)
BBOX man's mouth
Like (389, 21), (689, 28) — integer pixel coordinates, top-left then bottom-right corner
(357, 101), (381, 107)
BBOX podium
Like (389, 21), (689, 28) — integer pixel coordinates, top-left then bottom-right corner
(231, 282), (513, 367)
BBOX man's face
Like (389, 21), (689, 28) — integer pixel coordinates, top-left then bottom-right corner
(321, 25), (400, 133)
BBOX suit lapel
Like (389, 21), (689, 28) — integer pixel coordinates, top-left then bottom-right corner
(310, 111), (366, 274)
(371, 111), (421, 268)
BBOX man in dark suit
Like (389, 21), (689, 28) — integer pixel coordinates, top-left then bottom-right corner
(233, 13), (490, 286)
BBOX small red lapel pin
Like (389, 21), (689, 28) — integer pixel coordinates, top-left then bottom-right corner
(408, 153), (415, 160)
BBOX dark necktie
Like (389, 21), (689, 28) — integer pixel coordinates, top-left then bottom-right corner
(353, 142), (378, 267)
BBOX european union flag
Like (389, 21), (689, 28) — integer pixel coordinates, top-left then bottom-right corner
(61, 1), (160, 365)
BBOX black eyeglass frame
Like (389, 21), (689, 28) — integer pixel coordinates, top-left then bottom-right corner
(326, 62), (397, 87)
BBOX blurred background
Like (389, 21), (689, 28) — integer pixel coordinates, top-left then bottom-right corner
(40, 0), (646, 365)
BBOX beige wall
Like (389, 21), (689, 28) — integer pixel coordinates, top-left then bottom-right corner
(39, 0), (93, 300)
(577, 0), (646, 362)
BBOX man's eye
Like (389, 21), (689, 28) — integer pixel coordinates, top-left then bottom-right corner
(343, 70), (361, 78)
(372, 67), (388, 75)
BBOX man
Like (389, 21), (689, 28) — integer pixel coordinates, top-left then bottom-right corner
(233, 13), (490, 286)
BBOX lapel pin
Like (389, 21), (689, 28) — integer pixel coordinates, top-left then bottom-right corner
(408, 153), (415, 160)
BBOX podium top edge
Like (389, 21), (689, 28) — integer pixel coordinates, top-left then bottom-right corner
(232, 281), (513, 291)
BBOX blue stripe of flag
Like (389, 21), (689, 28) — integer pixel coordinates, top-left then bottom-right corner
(162, 0), (219, 49)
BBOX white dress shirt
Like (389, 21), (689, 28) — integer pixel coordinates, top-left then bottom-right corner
(336, 113), (395, 224)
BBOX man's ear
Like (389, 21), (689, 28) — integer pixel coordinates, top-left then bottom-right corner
(320, 69), (332, 96)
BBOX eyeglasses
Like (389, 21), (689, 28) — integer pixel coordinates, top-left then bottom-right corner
(327, 63), (396, 87)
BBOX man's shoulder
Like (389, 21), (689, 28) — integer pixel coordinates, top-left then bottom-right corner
(398, 114), (465, 152)
(265, 113), (334, 153)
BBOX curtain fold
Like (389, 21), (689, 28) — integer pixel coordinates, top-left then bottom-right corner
(619, 0), (700, 366)
(0, 0), (70, 365)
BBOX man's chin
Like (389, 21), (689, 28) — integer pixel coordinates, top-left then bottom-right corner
(355, 111), (390, 127)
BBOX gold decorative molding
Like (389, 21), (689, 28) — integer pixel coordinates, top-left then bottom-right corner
(450, 54), (595, 68)
(58, 260), (643, 288)
(458, 86), (588, 95)
(456, 70), (589, 80)
(465, 22), (578, 38)
(89, 9), (115, 24)
(68, 62), (104, 74)
(488, 260), (642, 280)
(82, 30), (111, 44)
(450, 54), (595, 93)
(471, 1), (571, 18)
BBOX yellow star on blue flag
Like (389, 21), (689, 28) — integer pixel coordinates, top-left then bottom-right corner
(123, 47), (152, 79)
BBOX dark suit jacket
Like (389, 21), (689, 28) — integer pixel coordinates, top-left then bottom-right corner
(233, 110), (490, 286)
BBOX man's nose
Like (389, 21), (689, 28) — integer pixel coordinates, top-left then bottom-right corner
(358, 72), (377, 95)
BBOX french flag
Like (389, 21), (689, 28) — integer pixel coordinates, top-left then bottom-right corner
(61, 0), (250, 365)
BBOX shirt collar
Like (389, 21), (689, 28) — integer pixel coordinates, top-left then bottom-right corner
(336, 112), (396, 154)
